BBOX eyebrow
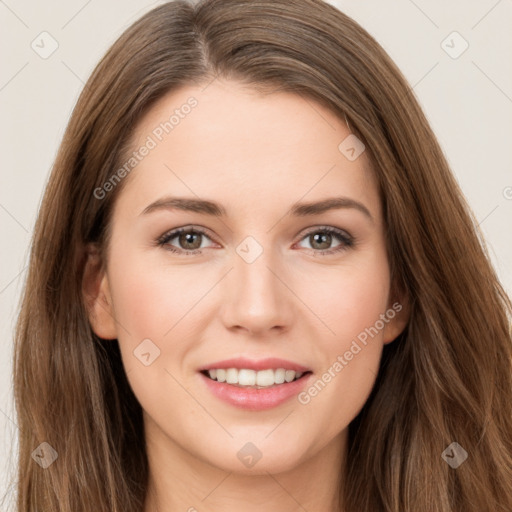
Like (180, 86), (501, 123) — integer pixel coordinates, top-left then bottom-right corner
(140, 196), (373, 222)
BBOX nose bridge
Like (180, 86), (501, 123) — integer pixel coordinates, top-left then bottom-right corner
(235, 233), (281, 305)
(222, 233), (292, 333)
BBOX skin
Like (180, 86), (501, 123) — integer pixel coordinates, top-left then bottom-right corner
(83, 78), (409, 512)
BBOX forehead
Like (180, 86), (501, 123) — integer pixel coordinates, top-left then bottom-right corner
(116, 79), (380, 222)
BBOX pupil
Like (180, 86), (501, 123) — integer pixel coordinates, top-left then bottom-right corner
(181, 232), (201, 249)
(312, 232), (331, 250)
(178, 231), (333, 251)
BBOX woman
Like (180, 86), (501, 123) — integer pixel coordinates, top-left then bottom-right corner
(11, 0), (512, 510)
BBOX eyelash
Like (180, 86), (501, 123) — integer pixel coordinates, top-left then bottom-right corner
(156, 225), (355, 257)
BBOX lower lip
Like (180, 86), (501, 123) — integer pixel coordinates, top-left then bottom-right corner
(199, 372), (313, 411)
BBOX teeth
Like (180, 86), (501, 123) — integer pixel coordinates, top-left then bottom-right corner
(226, 368), (238, 384)
(274, 368), (286, 384)
(239, 369), (256, 386)
(256, 369), (274, 386)
(285, 370), (296, 382)
(204, 368), (306, 387)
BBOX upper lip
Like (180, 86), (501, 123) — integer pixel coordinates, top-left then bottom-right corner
(199, 357), (311, 373)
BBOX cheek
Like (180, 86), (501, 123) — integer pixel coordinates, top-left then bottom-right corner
(106, 249), (202, 418)
(294, 250), (390, 426)
(108, 249), (205, 341)
(303, 252), (390, 348)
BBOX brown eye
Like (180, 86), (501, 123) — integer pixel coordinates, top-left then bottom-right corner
(297, 227), (354, 255)
(157, 226), (215, 255)
(309, 232), (333, 250)
(177, 231), (203, 250)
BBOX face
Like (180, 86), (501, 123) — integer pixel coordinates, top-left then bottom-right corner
(85, 78), (408, 475)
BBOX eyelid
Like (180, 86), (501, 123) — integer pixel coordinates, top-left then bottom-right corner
(296, 224), (353, 240)
(156, 224), (355, 255)
(293, 225), (354, 252)
(156, 225), (218, 246)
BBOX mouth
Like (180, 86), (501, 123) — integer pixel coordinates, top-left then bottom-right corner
(198, 358), (314, 410)
(200, 368), (313, 389)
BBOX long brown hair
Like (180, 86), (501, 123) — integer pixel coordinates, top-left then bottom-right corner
(10, 0), (512, 510)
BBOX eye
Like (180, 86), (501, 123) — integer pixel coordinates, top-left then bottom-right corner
(156, 226), (215, 255)
(156, 225), (355, 256)
(295, 226), (354, 255)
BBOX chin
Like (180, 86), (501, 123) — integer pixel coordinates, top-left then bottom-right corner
(203, 436), (310, 475)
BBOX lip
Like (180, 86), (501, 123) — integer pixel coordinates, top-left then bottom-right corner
(199, 369), (313, 411)
(199, 357), (311, 372)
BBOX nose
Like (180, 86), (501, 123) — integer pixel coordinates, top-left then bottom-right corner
(219, 240), (295, 336)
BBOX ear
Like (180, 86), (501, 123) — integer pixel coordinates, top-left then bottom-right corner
(382, 289), (410, 345)
(82, 243), (117, 340)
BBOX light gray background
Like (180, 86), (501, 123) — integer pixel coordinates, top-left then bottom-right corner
(1, 0), (511, 506)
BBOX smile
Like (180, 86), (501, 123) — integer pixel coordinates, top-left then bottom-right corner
(201, 368), (309, 388)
